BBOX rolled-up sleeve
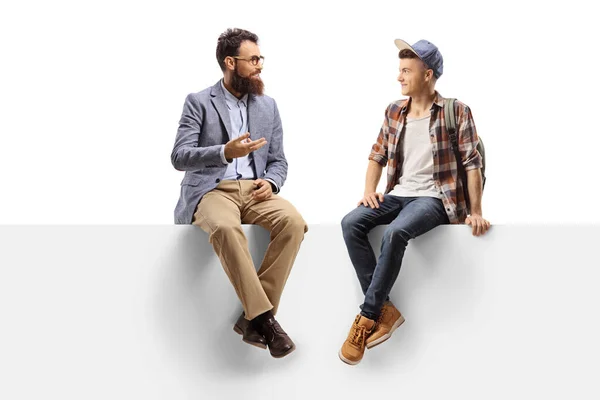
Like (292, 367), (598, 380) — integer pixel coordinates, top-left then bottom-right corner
(458, 105), (482, 171)
(368, 104), (391, 166)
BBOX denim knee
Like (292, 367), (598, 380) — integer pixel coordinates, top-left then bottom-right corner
(341, 210), (364, 238)
(382, 225), (412, 248)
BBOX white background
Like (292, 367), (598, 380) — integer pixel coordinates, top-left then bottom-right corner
(1, 0), (599, 224)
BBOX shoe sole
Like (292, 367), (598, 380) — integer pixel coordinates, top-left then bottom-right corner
(233, 325), (267, 349)
(338, 349), (362, 365)
(366, 314), (405, 349)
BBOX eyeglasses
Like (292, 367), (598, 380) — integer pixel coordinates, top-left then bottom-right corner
(232, 55), (265, 66)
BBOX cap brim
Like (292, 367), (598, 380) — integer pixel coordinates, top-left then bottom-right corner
(394, 39), (421, 59)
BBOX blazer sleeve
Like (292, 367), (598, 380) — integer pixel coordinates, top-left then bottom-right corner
(171, 93), (224, 171)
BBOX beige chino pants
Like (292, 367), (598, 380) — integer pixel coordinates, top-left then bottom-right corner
(193, 180), (307, 320)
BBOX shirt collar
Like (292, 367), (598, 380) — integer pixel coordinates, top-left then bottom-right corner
(400, 91), (445, 114)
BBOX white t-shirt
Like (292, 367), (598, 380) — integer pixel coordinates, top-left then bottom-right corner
(389, 114), (441, 199)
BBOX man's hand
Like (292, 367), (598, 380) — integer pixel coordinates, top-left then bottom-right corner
(465, 214), (491, 236)
(358, 192), (385, 209)
(252, 179), (273, 202)
(224, 133), (267, 160)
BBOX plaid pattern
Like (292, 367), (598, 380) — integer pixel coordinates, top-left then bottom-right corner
(369, 92), (482, 224)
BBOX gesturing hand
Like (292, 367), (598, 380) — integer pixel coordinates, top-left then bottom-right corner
(358, 192), (385, 209)
(224, 133), (267, 160)
(252, 179), (273, 202)
(465, 214), (491, 236)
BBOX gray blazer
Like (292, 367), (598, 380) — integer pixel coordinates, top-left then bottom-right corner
(171, 81), (288, 224)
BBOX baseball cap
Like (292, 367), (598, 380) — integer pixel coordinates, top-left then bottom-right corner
(394, 39), (444, 79)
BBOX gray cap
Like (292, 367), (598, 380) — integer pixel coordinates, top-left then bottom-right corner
(395, 39), (444, 79)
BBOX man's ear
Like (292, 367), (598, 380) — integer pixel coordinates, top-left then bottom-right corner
(224, 56), (235, 71)
(425, 69), (434, 82)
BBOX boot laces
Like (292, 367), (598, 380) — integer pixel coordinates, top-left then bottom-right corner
(349, 323), (367, 348)
(377, 306), (388, 325)
(269, 320), (285, 335)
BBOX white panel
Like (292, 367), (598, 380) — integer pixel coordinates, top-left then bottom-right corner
(0, 225), (598, 399)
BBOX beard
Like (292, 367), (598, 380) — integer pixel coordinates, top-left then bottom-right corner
(231, 66), (264, 96)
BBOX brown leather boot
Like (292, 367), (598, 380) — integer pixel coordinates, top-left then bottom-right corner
(366, 301), (405, 349)
(252, 311), (295, 358)
(233, 312), (267, 349)
(339, 314), (375, 365)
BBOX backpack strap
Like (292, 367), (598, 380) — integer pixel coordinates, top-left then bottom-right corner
(444, 98), (471, 214)
(444, 98), (457, 133)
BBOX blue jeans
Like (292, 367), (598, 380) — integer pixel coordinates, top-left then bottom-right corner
(341, 195), (449, 320)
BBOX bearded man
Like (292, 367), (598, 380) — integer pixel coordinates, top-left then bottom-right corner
(171, 28), (307, 359)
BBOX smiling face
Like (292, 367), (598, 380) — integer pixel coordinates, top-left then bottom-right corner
(397, 57), (431, 97)
(397, 49), (434, 97)
(216, 28), (264, 96)
(225, 40), (264, 96)
(234, 41), (263, 79)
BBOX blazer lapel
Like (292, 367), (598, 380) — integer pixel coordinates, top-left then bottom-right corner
(210, 81), (234, 139)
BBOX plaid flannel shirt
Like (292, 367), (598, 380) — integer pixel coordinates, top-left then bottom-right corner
(368, 92), (482, 224)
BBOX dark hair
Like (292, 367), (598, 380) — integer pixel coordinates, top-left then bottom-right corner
(216, 28), (259, 71)
(398, 49), (419, 59)
(398, 48), (432, 77)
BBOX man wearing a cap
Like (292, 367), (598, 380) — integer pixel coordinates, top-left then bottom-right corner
(339, 39), (490, 365)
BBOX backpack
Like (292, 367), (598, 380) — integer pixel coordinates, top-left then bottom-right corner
(443, 98), (486, 213)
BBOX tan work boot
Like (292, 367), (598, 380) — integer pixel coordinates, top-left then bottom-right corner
(366, 301), (405, 349)
(339, 314), (376, 365)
